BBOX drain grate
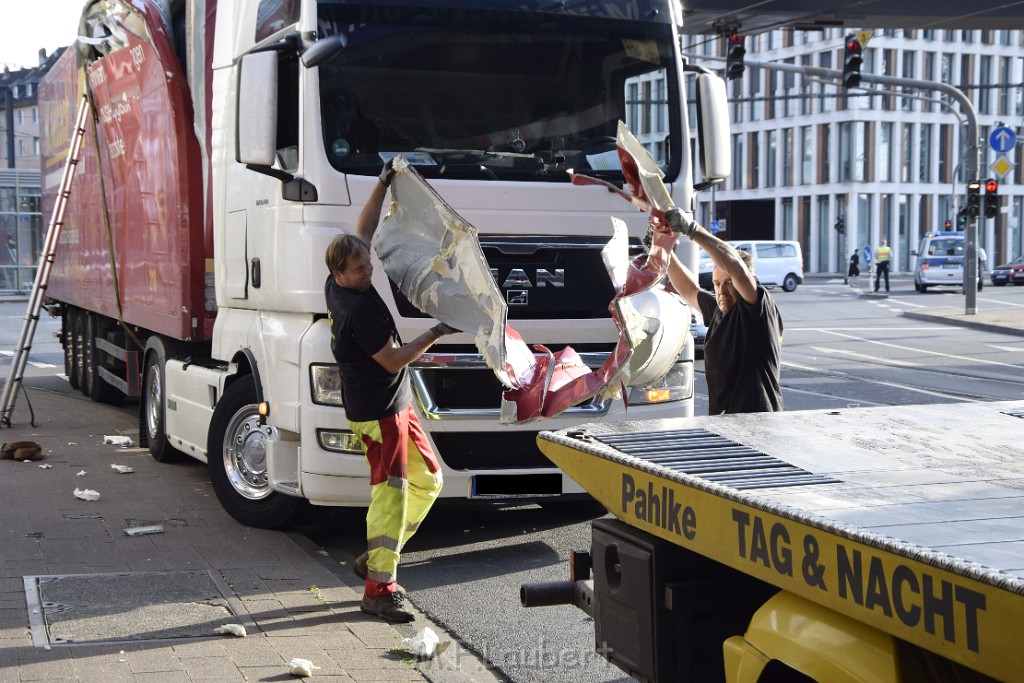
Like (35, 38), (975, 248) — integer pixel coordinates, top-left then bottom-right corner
(24, 571), (243, 646)
(592, 428), (840, 490)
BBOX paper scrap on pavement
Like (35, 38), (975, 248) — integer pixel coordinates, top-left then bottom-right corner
(288, 658), (321, 677)
(110, 464), (135, 474)
(213, 623), (247, 637)
(104, 435), (136, 447)
(124, 525), (164, 536)
(73, 488), (101, 501)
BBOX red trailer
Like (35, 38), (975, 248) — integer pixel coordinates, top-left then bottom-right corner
(38, 9), (214, 399)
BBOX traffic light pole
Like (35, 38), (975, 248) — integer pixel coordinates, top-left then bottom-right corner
(694, 55), (983, 314)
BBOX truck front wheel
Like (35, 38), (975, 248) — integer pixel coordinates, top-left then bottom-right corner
(143, 351), (178, 462)
(207, 375), (304, 529)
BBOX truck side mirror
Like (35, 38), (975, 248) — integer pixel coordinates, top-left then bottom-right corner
(237, 51), (278, 166)
(695, 73), (731, 182)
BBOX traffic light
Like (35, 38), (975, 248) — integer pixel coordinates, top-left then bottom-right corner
(966, 179), (981, 219)
(944, 220), (952, 230)
(984, 179), (999, 219)
(842, 35), (863, 89)
(957, 207), (968, 227)
(726, 35), (745, 80)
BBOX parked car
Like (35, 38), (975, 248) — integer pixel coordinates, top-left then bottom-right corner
(698, 240), (804, 292)
(991, 255), (1024, 286)
(1012, 260), (1024, 286)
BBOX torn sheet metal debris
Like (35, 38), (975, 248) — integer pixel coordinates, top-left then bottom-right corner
(110, 464), (135, 474)
(374, 122), (689, 424)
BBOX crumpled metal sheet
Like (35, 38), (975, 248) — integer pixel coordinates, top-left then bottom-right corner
(374, 123), (689, 424)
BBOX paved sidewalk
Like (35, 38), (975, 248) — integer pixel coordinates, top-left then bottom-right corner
(0, 385), (497, 683)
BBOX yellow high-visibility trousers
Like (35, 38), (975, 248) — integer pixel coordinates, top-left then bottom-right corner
(349, 406), (442, 596)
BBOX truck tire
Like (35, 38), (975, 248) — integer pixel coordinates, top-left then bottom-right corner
(143, 350), (179, 462)
(64, 310), (79, 389)
(207, 375), (305, 529)
(781, 273), (799, 292)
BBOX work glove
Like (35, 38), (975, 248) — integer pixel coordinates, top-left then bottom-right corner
(664, 208), (698, 237)
(431, 322), (461, 337)
(379, 158), (396, 187)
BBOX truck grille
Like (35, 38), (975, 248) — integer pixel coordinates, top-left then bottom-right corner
(591, 428), (840, 490)
(390, 236), (644, 320)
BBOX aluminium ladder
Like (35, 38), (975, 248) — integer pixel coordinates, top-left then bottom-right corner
(0, 95), (91, 428)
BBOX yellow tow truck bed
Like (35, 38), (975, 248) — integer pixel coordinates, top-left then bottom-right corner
(537, 401), (1024, 681)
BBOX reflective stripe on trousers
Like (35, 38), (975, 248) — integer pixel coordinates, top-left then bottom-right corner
(349, 406), (442, 596)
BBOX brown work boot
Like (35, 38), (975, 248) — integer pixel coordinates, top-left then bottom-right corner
(353, 552), (406, 595)
(361, 591), (415, 623)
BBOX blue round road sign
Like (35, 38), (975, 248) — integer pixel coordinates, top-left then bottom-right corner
(863, 245), (873, 265)
(990, 127), (1016, 154)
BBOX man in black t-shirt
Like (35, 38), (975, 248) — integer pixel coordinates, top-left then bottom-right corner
(665, 212), (783, 415)
(325, 163), (457, 623)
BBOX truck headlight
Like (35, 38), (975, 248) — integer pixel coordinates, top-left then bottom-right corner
(627, 361), (693, 404)
(310, 364), (344, 406)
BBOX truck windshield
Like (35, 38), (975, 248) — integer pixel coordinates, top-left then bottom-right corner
(315, 1), (680, 182)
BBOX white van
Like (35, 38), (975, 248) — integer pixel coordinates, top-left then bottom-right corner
(912, 231), (986, 292)
(698, 240), (804, 292)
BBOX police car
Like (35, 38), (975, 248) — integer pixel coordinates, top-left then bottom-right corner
(912, 231), (986, 293)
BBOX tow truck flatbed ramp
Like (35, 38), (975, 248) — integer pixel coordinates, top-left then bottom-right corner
(537, 401), (1024, 681)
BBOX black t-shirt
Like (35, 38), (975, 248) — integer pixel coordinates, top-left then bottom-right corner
(325, 276), (412, 422)
(697, 285), (783, 415)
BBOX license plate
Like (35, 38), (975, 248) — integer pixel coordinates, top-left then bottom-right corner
(942, 263), (959, 269)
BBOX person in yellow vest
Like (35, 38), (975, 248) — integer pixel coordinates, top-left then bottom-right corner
(874, 240), (892, 292)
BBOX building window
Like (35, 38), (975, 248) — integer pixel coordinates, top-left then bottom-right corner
(923, 53), (935, 112)
(765, 130), (777, 188)
(818, 51), (833, 114)
(901, 51), (916, 111)
(999, 57), (1011, 116)
(820, 125), (831, 184)
(17, 140), (24, 157)
(748, 66), (761, 122)
(800, 126), (813, 185)
(749, 132), (760, 189)
(901, 123), (913, 183)
(17, 110), (23, 125)
(33, 138), (39, 155)
(919, 124), (932, 183)
(782, 128), (793, 186)
(938, 124), (951, 183)
(732, 134), (744, 190)
(31, 107), (37, 123)
(978, 56), (992, 115)
(880, 122), (893, 183)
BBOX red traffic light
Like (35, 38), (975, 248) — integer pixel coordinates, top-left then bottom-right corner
(985, 180), (998, 193)
(846, 39), (862, 52)
(944, 220), (952, 229)
(729, 34), (745, 44)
